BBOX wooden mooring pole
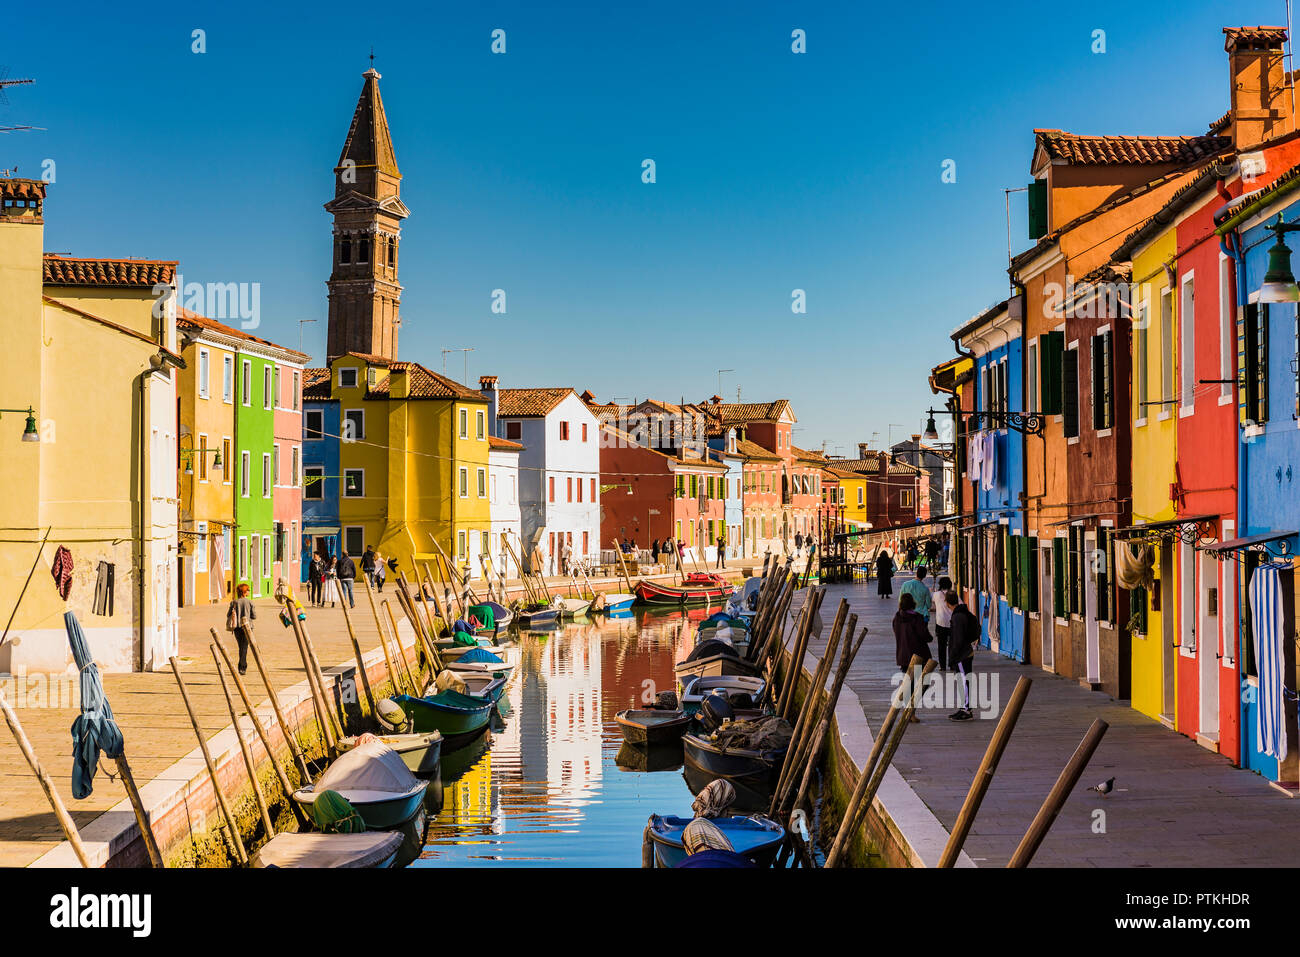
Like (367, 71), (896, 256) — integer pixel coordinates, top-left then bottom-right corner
(1007, 718), (1108, 868)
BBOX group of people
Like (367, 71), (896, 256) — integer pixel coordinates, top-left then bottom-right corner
(305, 548), (367, 609)
(898, 534), (946, 571)
(890, 563), (981, 722)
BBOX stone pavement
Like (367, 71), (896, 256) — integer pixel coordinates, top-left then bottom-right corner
(809, 579), (1300, 866)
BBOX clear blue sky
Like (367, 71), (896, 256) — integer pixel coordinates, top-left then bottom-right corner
(4, 0), (1287, 454)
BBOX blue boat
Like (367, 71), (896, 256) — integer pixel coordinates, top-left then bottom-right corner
(602, 593), (636, 614)
(646, 814), (785, 868)
(392, 677), (505, 752)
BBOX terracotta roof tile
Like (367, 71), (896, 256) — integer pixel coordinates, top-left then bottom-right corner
(1, 178), (45, 205)
(736, 438), (780, 462)
(44, 254), (177, 287)
(1034, 130), (1231, 166)
(488, 435), (523, 451)
(176, 308), (310, 360)
(497, 387), (573, 417)
(367, 361), (485, 401)
(712, 400), (792, 427)
(303, 368), (332, 399)
(1224, 26), (1288, 51)
(340, 351), (394, 366)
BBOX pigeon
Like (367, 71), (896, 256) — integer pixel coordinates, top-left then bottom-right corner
(1088, 776), (1115, 796)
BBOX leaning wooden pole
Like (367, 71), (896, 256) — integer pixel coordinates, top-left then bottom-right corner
(363, 573), (403, 697)
(289, 612), (340, 750)
(211, 632), (309, 826)
(295, 614), (344, 743)
(0, 688), (92, 867)
(335, 596), (378, 720)
(1007, 718), (1108, 869)
(772, 600), (846, 809)
(789, 624), (869, 816)
(169, 659), (247, 866)
(383, 599), (420, 695)
(939, 675), (1032, 868)
(112, 750), (165, 868)
(241, 630), (312, 783)
(211, 644), (275, 841)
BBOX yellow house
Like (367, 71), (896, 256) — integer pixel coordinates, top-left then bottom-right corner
(331, 353), (492, 580)
(1123, 223), (1180, 722)
(0, 179), (181, 674)
(834, 468), (870, 533)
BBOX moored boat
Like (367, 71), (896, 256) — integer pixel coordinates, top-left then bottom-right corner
(681, 732), (788, 792)
(614, 708), (692, 747)
(553, 596), (593, 618)
(679, 674), (767, 712)
(391, 677), (505, 751)
(673, 638), (764, 683)
(601, 593), (636, 614)
(337, 731), (443, 776)
(517, 603), (560, 627)
(636, 577), (733, 606)
(293, 739), (429, 830)
(646, 814), (784, 868)
(251, 831), (405, 869)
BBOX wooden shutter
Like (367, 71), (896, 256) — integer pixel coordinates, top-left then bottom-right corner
(1244, 303), (1269, 423)
(1063, 348), (1080, 438)
(1101, 330), (1113, 429)
(1096, 528), (1110, 623)
(1028, 180), (1048, 240)
(1052, 537), (1066, 615)
(1026, 535), (1039, 613)
(1040, 332), (1064, 414)
(1091, 335), (1104, 430)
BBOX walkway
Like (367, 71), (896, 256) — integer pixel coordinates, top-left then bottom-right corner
(813, 580), (1300, 866)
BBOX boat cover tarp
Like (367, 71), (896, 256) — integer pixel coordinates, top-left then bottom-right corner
(675, 849), (758, 868)
(434, 670), (468, 695)
(313, 738), (419, 795)
(710, 715), (793, 752)
(452, 629), (478, 647)
(684, 638), (737, 663)
(691, 779), (736, 818)
(422, 688), (488, 711)
(253, 831), (403, 868)
(456, 647), (504, 665)
(467, 604), (495, 630)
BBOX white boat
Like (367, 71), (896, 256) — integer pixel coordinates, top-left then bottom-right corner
(680, 674), (767, 710)
(553, 596), (593, 618)
(251, 832), (405, 868)
(293, 738), (428, 830)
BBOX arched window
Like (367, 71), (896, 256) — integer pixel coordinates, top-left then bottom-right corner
(358, 237), (370, 263)
(339, 238), (351, 263)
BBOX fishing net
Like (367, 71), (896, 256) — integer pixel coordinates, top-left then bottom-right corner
(307, 789), (367, 834)
(653, 691), (679, 710)
(691, 779), (736, 818)
(710, 715), (793, 752)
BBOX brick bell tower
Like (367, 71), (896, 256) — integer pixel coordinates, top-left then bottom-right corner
(325, 67), (410, 362)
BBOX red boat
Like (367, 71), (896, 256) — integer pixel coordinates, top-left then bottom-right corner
(635, 574), (733, 606)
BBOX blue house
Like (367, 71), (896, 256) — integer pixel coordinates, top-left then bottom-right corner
(1218, 173), (1300, 782)
(954, 298), (1028, 662)
(301, 369), (341, 578)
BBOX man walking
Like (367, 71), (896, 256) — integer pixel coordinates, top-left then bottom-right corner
(336, 550), (357, 608)
(361, 544), (377, 589)
(900, 565), (932, 626)
(716, 528), (727, 569)
(944, 590), (980, 721)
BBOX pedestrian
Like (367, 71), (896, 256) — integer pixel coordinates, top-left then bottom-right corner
(892, 592), (932, 722)
(308, 553), (323, 607)
(652, 538), (660, 564)
(875, 549), (895, 599)
(795, 531), (804, 551)
(716, 528), (727, 569)
(322, 556), (338, 607)
(932, 576), (953, 670)
(336, 550), (357, 608)
(561, 537), (573, 575)
(225, 582), (257, 675)
(906, 540), (919, 570)
(901, 564), (932, 623)
(374, 552), (387, 593)
(945, 590), (980, 721)
(361, 544), (377, 589)
(925, 537), (940, 570)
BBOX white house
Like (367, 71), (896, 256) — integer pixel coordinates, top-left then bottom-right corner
(487, 433), (523, 583)
(480, 378), (601, 574)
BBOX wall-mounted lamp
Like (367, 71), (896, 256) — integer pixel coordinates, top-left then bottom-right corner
(2, 406), (40, 443)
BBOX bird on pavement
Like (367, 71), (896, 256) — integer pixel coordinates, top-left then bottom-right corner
(1088, 776), (1115, 796)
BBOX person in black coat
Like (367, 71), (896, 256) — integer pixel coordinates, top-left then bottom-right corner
(875, 550), (895, 598)
(945, 591), (979, 721)
(892, 593), (932, 723)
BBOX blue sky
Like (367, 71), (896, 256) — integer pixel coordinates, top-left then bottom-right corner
(4, 0), (1286, 454)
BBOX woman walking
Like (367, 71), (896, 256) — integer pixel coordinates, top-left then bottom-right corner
(225, 582), (257, 675)
(308, 553), (324, 607)
(875, 549), (895, 599)
(322, 555), (338, 608)
(892, 592), (932, 722)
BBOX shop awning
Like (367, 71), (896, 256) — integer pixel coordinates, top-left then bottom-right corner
(1202, 530), (1297, 560)
(1046, 512), (1106, 526)
(304, 526), (341, 535)
(957, 517), (1002, 531)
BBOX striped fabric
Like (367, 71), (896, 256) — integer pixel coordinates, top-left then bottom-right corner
(1248, 565), (1287, 763)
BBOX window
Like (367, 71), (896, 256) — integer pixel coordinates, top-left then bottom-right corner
(901, 488), (914, 509)
(459, 467), (468, 498)
(459, 408), (468, 439)
(590, 478), (596, 501)
(1026, 339), (1038, 413)
(223, 355), (233, 403)
(358, 237), (370, 263)
(238, 536), (248, 579)
(576, 477), (583, 502)
(344, 409), (365, 441)
(305, 409), (324, 440)
(339, 367), (358, 389)
(197, 434), (209, 481)
(344, 526), (364, 558)
(273, 366), (281, 409)
(198, 349), (210, 398)
(262, 453), (271, 498)
(292, 371), (300, 411)
(506, 421), (522, 440)
(857, 487), (864, 507)
(1244, 302), (1269, 423)
(1062, 346), (1080, 438)
(263, 365), (272, 410)
(241, 360), (252, 405)
(476, 409), (485, 440)
(240, 450), (250, 497)
(548, 476), (555, 502)
(340, 238), (351, 264)
(1180, 273), (1195, 410)
(304, 465), (324, 500)
(273, 445), (280, 486)
(560, 421), (570, 440)
(1159, 287), (1174, 405)
(1135, 302), (1149, 419)
(222, 438), (232, 483)
(581, 422), (588, 442)
(274, 522), (285, 562)
(582, 531), (589, 555)
(1219, 254), (1234, 402)
(567, 477), (573, 502)
(344, 468), (364, 497)
(1091, 331), (1113, 430)
(1038, 331), (1064, 414)
(292, 446), (300, 487)
(477, 467), (486, 498)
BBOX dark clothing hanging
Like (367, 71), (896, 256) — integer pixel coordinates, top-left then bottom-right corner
(51, 546), (74, 600)
(92, 561), (115, 616)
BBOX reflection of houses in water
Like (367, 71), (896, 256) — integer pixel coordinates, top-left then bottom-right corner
(539, 623), (604, 808)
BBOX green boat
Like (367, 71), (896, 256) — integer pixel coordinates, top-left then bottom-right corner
(392, 677), (505, 752)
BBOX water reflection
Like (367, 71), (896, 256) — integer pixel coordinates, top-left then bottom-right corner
(413, 608), (701, 867)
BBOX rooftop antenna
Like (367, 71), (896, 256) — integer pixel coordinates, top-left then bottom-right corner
(442, 347), (474, 382)
(716, 368), (734, 397)
(0, 68), (40, 133)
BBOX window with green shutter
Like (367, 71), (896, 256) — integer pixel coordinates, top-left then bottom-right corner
(1063, 347), (1080, 438)
(1052, 537), (1066, 617)
(1026, 535), (1039, 613)
(1028, 179), (1048, 240)
(1039, 331), (1065, 414)
(1242, 303), (1269, 424)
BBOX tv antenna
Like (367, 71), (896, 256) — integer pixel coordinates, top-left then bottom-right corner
(0, 68), (39, 132)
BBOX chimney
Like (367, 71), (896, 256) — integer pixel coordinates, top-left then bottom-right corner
(877, 450), (889, 474)
(479, 375), (499, 434)
(1224, 26), (1293, 150)
(858, 442), (872, 459)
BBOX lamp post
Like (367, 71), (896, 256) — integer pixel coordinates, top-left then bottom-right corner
(1, 407), (39, 442)
(1259, 213), (1300, 303)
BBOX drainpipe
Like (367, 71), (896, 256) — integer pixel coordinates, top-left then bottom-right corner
(951, 333), (977, 591)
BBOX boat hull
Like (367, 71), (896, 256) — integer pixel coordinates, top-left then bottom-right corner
(393, 691), (495, 752)
(293, 783), (428, 831)
(681, 733), (786, 792)
(635, 580), (732, 606)
(647, 814), (784, 868)
(674, 652), (764, 684)
(614, 709), (692, 747)
(337, 732), (443, 776)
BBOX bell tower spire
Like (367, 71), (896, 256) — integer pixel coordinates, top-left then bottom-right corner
(325, 66), (410, 362)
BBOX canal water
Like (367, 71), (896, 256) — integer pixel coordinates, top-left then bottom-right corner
(411, 607), (717, 867)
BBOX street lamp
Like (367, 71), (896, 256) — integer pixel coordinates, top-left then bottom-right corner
(2, 406), (40, 442)
(1260, 214), (1300, 303)
(179, 445), (223, 475)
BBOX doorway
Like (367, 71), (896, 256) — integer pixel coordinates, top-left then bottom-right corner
(1041, 542), (1055, 672)
(1198, 550), (1219, 741)
(1084, 529), (1100, 685)
(1160, 547), (1176, 721)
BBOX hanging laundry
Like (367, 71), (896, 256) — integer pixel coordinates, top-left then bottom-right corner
(1249, 564), (1288, 763)
(50, 545), (73, 600)
(981, 431), (998, 492)
(92, 561), (115, 616)
(968, 432), (983, 484)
